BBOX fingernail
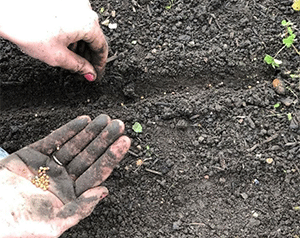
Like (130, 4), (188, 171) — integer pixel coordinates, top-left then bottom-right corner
(84, 73), (95, 82)
(100, 192), (108, 200)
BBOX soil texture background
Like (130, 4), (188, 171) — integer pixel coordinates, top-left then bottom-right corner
(1, 0), (300, 237)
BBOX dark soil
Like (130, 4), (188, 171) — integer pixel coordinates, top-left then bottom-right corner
(1, 0), (300, 237)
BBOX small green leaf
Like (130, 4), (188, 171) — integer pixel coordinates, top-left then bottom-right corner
(283, 35), (295, 48)
(274, 102), (280, 108)
(264, 55), (274, 64)
(100, 7), (105, 13)
(264, 55), (281, 68)
(287, 113), (293, 121)
(281, 20), (292, 27)
(281, 20), (288, 26)
(132, 122), (143, 133)
(165, 0), (174, 9)
(146, 145), (150, 150)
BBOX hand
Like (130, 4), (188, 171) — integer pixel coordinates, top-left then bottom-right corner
(0, 0), (108, 81)
(0, 114), (130, 237)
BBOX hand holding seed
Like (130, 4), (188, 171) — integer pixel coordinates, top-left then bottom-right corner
(0, 114), (130, 237)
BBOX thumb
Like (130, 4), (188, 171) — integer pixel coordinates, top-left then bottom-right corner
(56, 186), (108, 232)
(53, 47), (98, 81)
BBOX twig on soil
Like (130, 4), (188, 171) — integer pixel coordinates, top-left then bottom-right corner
(285, 141), (300, 146)
(145, 168), (163, 176)
(285, 85), (299, 100)
(209, 14), (221, 29)
(282, 134), (288, 144)
(274, 45), (286, 59)
(262, 134), (279, 144)
(247, 134), (279, 152)
(247, 143), (260, 152)
(107, 54), (118, 63)
(293, 162), (300, 175)
(211, 165), (225, 171)
(247, 116), (256, 129)
(265, 113), (286, 118)
(292, 44), (300, 55)
(188, 223), (207, 227)
(147, 4), (152, 16)
(167, 182), (175, 194)
(128, 150), (139, 157)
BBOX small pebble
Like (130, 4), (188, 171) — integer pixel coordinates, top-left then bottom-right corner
(266, 158), (273, 164)
(172, 220), (182, 230)
(273, 78), (286, 95)
(253, 179), (259, 185)
(252, 211), (259, 218)
(241, 193), (248, 200)
(136, 145), (142, 150)
(281, 98), (294, 107)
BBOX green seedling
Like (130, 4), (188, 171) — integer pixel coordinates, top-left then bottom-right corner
(100, 7), (105, 13)
(145, 145), (151, 157)
(281, 20), (296, 48)
(274, 102), (281, 108)
(281, 20), (290, 27)
(264, 20), (300, 68)
(132, 122), (143, 133)
(287, 113), (293, 121)
(264, 55), (282, 68)
(165, 0), (174, 10)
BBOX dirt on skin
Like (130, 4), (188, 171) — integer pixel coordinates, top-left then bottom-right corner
(1, 0), (300, 237)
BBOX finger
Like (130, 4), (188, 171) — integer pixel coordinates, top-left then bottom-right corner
(75, 135), (131, 196)
(16, 147), (50, 172)
(56, 186), (108, 232)
(46, 159), (77, 203)
(53, 47), (98, 81)
(54, 114), (111, 165)
(82, 22), (108, 80)
(67, 120), (125, 179)
(29, 116), (91, 155)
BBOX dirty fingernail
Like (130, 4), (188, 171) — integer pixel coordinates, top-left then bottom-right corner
(100, 192), (108, 200)
(84, 73), (95, 82)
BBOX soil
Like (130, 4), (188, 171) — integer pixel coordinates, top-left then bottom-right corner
(1, 0), (300, 237)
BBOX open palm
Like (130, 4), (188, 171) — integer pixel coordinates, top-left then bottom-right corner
(0, 114), (130, 238)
